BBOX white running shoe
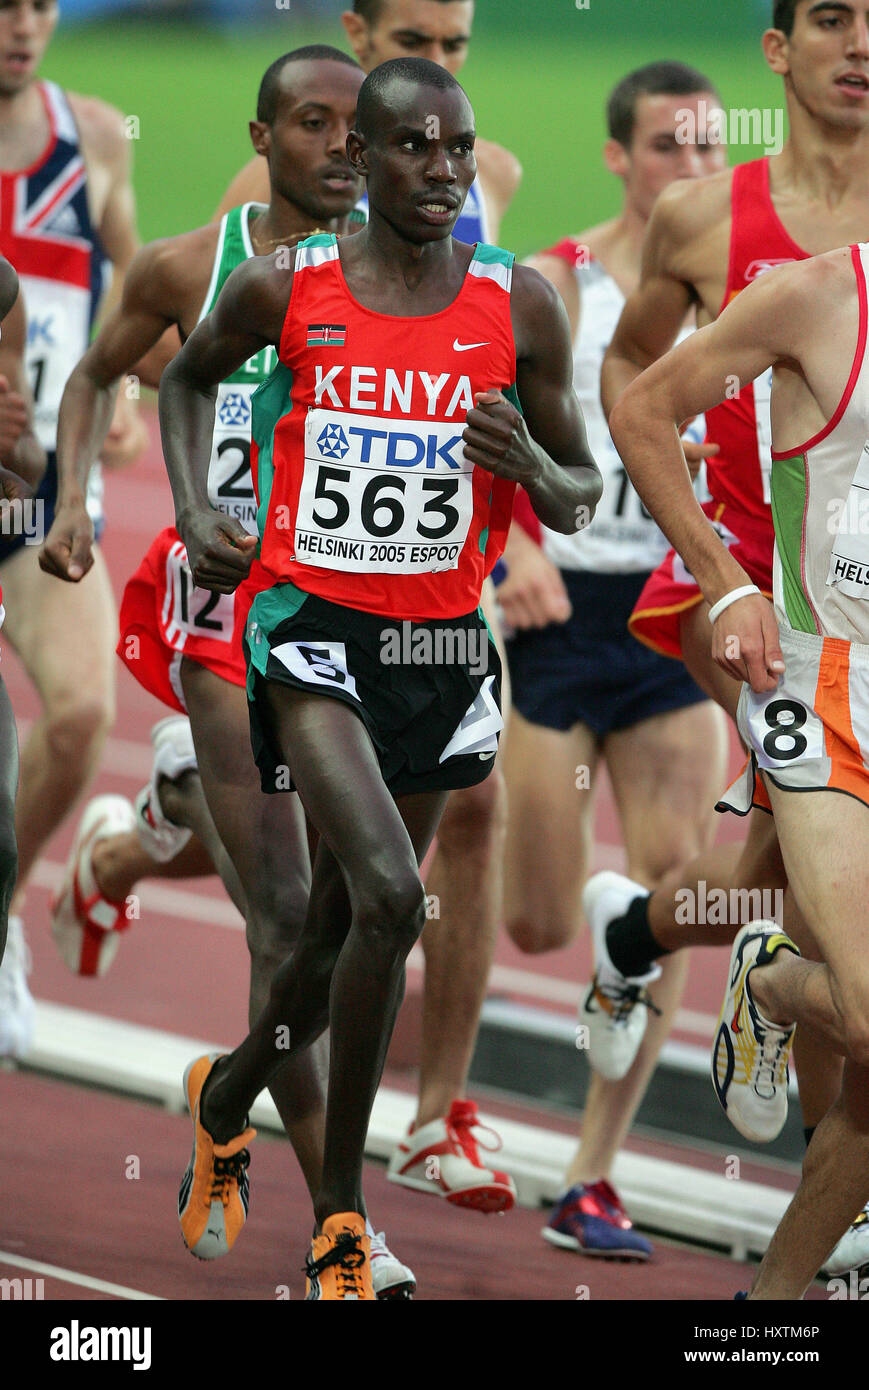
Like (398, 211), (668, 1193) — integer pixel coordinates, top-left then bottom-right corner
(823, 1203), (869, 1278)
(579, 872), (662, 1081)
(134, 716), (198, 863)
(387, 1099), (516, 1213)
(711, 921), (799, 1143)
(51, 794), (137, 977)
(0, 914), (35, 1058)
(369, 1230), (416, 1299)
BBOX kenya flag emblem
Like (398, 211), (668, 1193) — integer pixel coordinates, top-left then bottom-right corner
(307, 323), (346, 347)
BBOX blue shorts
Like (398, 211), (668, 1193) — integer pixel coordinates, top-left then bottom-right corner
(0, 452), (105, 565)
(507, 568), (707, 738)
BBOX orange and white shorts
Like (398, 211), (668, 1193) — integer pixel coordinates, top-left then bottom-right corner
(717, 623), (869, 816)
(117, 526), (269, 713)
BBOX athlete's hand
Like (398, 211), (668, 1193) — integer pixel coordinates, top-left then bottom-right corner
(679, 420), (719, 481)
(99, 391), (150, 471)
(499, 525), (571, 629)
(39, 500), (95, 582)
(710, 592), (785, 693)
(0, 373), (29, 460)
(180, 509), (257, 593)
(463, 390), (542, 484)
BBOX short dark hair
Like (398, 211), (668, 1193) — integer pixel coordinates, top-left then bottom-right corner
(772, 1), (798, 35)
(355, 56), (468, 140)
(256, 46), (362, 125)
(607, 61), (722, 147)
(353, 0), (462, 22)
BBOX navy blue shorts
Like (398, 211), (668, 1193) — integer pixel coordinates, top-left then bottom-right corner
(0, 451), (105, 567)
(507, 568), (707, 738)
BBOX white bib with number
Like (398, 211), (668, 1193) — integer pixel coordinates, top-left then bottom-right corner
(207, 382), (259, 535)
(295, 408), (474, 575)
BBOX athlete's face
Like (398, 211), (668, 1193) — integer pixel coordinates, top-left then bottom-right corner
(250, 61), (364, 223)
(610, 92), (727, 220)
(0, 0), (58, 97)
(349, 81), (476, 242)
(767, 1), (869, 131)
(342, 0), (473, 76)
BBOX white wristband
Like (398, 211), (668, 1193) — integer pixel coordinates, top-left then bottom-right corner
(707, 585), (762, 626)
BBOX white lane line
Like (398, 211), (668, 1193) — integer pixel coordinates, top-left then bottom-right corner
(0, 1250), (164, 1301)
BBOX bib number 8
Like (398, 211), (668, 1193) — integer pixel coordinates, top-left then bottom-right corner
(761, 698), (808, 762)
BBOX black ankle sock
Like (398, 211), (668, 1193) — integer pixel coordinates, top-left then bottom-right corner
(804, 1126), (816, 1150)
(605, 894), (669, 978)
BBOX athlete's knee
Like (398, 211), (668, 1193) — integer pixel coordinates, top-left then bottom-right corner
(506, 908), (575, 955)
(44, 689), (113, 766)
(355, 865), (427, 956)
(245, 870), (309, 963)
(436, 767), (507, 857)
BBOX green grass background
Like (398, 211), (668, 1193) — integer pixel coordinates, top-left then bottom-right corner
(48, 8), (784, 257)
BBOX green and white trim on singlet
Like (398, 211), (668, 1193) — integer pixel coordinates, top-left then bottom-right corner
(769, 243), (869, 645)
(199, 202), (278, 534)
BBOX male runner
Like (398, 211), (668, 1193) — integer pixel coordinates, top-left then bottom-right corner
(584, 0), (869, 1275)
(41, 46), (416, 1301)
(217, 0), (524, 1215)
(0, 0), (146, 1056)
(0, 251), (45, 1044)
(500, 62), (729, 1260)
(159, 59), (600, 1298)
(608, 239), (869, 1299)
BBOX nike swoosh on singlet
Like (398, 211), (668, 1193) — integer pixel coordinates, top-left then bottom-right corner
(453, 339), (490, 352)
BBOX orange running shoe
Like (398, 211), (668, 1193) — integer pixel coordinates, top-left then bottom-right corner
(305, 1213), (374, 1300)
(178, 1054), (256, 1260)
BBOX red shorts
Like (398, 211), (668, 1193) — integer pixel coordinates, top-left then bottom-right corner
(628, 502), (774, 661)
(117, 526), (269, 712)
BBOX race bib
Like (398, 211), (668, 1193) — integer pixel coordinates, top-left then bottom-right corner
(208, 385), (258, 535)
(740, 687), (825, 770)
(22, 276), (90, 451)
(162, 542), (235, 646)
(753, 368), (774, 506)
(827, 440), (869, 599)
(295, 408), (474, 574)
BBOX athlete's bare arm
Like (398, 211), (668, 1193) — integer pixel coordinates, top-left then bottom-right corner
(600, 171), (732, 448)
(159, 254), (291, 591)
(463, 265), (601, 534)
(0, 284), (43, 489)
(473, 137), (521, 243)
(69, 92), (148, 470)
(609, 253), (845, 694)
(40, 230), (216, 582)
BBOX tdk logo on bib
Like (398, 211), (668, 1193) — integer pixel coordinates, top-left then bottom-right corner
(317, 423), (350, 459)
(218, 392), (251, 428)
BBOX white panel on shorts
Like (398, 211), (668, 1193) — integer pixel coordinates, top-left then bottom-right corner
(271, 639), (360, 701)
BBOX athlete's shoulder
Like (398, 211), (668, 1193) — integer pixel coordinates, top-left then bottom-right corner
(64, 91), (129, 165)
(510, 259), (569, 332)
(651, 167), (734, 243)
(474, 137), (522, 198)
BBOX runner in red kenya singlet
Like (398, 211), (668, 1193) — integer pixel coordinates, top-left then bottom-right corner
(582, 0), (869, 1278)
(157, 59), (601, 1299)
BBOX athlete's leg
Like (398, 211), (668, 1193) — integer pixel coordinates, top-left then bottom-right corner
(1, 544), (115, 904)
(413, 581), (508, 1128)
(735, 786), (869, 1297)
(567, 700), (726, 1183)
(90, 832), (217, 906)
(415, 769), (506, 1125)
(503, 711), (601, 954)
(179, 657), (325, 1195)
(0, 677), (18, 961)
(201, 685), (444, 1226)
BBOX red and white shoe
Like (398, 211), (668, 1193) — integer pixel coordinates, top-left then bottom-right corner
(51, 795), (137, 977)
(387, 1099), (516, 1213)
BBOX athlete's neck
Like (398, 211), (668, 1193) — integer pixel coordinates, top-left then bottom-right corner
(0, 80), (46, 130)
(350, 212), (463, 287)
(774, 107), (869, 203)
(249, 199), (351, 255)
